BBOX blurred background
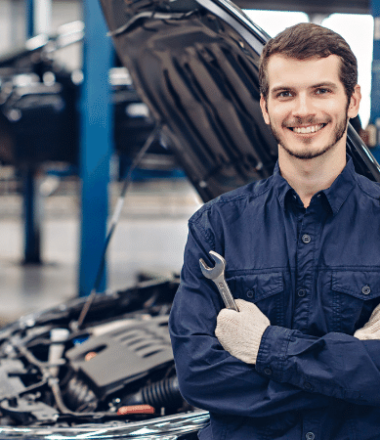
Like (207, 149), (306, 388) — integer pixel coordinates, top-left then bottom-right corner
(0, 0), (378, 324)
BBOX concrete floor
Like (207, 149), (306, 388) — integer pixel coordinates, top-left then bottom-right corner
(0, 178), (202, 324)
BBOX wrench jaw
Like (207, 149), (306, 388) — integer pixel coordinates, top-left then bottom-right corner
(209, 251), (226, 272)
(199, 251), (225, 279)
(199, 251), (239, 312)
(199, 258), (213, 279)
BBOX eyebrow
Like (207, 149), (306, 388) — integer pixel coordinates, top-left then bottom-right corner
(270, 82), (339, 95)
(311, 82), (339, 90)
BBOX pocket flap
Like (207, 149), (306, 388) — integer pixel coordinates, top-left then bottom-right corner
(226, 272), (284, 302)
(332, 271), (380, 300)
(254, 272), (284, 300)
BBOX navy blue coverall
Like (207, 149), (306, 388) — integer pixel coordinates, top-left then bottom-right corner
(169, 156), (380, 440)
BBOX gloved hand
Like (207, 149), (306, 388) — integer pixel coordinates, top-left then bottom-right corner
(354, 303), (380, 340)
(215, 299), (270, 364)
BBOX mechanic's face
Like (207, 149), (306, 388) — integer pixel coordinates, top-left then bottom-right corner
(260, 54), (361, 160)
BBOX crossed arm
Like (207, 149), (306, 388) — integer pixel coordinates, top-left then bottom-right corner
(216, 297), (380, 405)
(169, 222), (380, 419)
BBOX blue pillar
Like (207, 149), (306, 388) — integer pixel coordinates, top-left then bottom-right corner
(23, 168), (42, 264)
(23, 0), (42, 264)
(26, 0), (35, 36)
(78, 0), (112, 296)
(370, 0), (380, 161)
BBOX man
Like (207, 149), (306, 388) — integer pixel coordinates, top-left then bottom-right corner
(169, 23), (380, 440)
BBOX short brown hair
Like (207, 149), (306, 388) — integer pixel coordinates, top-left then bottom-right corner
(259, 23), (358, 101)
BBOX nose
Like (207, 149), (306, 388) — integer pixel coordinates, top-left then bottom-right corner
(292, 93), (316, 120)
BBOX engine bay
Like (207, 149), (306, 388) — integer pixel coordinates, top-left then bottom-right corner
(0, 276), (191, 428)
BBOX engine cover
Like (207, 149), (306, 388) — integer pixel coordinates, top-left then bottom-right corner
(66, 316), (173, 397)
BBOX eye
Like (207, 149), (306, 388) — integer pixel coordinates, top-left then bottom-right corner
(315, 88), (331, 95)
(276, 91), (293, 98)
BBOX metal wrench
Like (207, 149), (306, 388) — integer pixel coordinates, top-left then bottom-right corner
(199, 251), (239, 312)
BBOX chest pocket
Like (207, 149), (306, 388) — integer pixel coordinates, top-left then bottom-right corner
(225, 272), (286, 326)
(331, 271), (380, 334)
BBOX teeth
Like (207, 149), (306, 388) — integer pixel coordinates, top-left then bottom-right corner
(292, 124), (324, 134)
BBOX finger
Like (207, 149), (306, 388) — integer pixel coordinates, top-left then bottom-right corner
(235, 299), (268, 320)
(370, 302), (380, 319)
(355, 331), (376, 340)
(215, 316), (236, 339)
(218, 308), (238, 320)
(216, 310), (240, 331)
(235, 298), (259, 312)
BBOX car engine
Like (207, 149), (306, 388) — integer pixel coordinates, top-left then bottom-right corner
(0, 276), (190, 427)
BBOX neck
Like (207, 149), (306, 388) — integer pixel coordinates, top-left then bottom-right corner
(278, 141), (347, 208)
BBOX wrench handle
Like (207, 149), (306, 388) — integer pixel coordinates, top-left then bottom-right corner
(214, 279), (239, 312)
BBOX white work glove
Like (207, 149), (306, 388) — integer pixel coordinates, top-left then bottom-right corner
(354, 303), (380, 340)
(215, 299), (270, 364)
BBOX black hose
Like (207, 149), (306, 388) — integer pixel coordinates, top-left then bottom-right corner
(64, 376), (97, 412)
(122, 376), (183, 409)
(49, 378), (103, 417)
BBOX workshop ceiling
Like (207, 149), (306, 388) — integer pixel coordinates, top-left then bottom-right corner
(235, 0), (370, 15)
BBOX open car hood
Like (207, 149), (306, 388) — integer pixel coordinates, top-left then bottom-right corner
(0, 1), (380, 438)
(100, 0), (380, 201)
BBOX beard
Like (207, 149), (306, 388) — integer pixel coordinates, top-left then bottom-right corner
(269, 112), (348, 160)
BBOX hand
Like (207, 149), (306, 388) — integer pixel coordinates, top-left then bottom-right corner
(354, 303), (380, 340)
(215, 299), (270, 364)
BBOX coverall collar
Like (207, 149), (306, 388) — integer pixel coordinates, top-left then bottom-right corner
(273, 154), (356, 216)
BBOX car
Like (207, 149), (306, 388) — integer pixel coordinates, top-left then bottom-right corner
(0, 0), (379, 438)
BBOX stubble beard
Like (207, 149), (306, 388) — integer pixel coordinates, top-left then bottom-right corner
(269, 113), (349, 160)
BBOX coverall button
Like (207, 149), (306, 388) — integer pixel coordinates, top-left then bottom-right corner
(362, 285), (371, 295)
(297, 289), (306, 297)
(263, 368), (272, 376)
(304, 382), (313, 391)
(302, 234), (311, 244)
(246, 290), (254, 298)
(306, 433), (315, 440)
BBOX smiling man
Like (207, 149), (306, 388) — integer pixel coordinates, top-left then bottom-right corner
(259, 28), (361, 209)
(169, 23), (380, 440)
(262, 56), (356, 160)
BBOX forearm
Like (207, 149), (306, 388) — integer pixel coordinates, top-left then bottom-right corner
(256, 325), (380, 406)
(170, 286), (331, 418)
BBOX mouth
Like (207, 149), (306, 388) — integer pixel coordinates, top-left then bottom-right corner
(287, 123), (327, 135)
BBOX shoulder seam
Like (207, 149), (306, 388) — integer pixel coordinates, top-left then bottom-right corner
(192, 181), (273, 219)
(188, 179), (274, 249)
(188, 218), (215, 250)
(218, 182), (273, 207)
(354, 173), (380, 201)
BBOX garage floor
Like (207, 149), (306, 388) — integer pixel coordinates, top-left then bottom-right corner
(0, 178), (202, 325)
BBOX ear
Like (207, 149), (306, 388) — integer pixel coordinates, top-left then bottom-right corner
(347, 85), (361, 119)
(260, 94), (270, 125)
